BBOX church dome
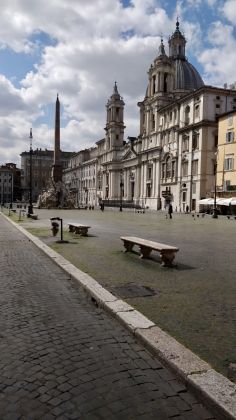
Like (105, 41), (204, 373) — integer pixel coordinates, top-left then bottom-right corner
(169, 20), (204, 92)
(173, 59), (204, 91)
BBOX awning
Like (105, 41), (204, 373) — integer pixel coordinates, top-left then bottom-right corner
(198, 198), (214, 205)
(218, 197), (236, 206)
(198, 197), (236, 206)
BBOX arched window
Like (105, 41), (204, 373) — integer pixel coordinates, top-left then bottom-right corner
(171, 161), (176, 178)
(166, 156), (171, 178)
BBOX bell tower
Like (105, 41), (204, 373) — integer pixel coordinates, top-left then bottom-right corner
(148, 39), (174, 106)
(105, 82), (125, 151)
(139, 39), (174, 137)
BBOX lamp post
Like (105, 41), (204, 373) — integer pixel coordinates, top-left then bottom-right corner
(27, 128), (33, 217)
(50, 217), (68, 243)
(10, 173), (13, 209)
(212, 154), (218, 219)
(119, 173), (124, 212)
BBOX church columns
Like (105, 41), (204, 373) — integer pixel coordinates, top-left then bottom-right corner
(135, 165), (141, 200)
(157, 72), (161, 91)
(153, 159), (157, 197)
(140, 163), (144, 198)
(111, 170), (121, 199)
(146, 109), (150, 134)
(154, 159), (161, 209)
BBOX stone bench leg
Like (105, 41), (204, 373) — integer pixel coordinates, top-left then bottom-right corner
(123, 240), (134, 253)
(80, 228), (88, 236)
(139, 246), (151, 259)
(74, 227), (88, 236)
(161, 251), (176, 267)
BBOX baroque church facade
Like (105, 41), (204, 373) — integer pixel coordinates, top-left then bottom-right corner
(63, 21), (236, 212)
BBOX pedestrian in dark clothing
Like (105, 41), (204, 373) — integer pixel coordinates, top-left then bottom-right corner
(168, 204), (173, 219)
(186, 205), (189, 213)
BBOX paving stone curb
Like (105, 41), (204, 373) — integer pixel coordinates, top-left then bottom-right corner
(3, 213), (236, 420)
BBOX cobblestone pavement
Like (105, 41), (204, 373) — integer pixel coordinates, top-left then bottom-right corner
(0, 215), (217, 420)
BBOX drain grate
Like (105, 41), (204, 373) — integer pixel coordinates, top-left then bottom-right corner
(112, 283), (156, 298)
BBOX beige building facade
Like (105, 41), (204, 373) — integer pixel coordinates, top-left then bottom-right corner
(217, 111), (236, 195)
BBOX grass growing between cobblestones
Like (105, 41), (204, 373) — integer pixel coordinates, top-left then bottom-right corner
(19, 208), (236, 377)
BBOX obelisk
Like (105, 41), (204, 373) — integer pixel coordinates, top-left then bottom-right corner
(52, 94), (62, 183)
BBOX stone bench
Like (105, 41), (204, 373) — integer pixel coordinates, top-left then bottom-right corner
(135, 208), (145, 214)
(68, 223), (91, 236)
(120, 236), (179, 267)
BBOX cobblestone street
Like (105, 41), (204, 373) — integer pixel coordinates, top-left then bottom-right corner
(0, 214), (217, 419)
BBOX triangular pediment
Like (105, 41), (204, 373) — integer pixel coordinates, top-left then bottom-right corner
(123, 147), (138, 161)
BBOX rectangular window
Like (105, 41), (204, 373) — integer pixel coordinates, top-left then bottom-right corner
(182, 162), (188, 177)
(194, 105), (199, 118)
(224, 180), (231, 190)
(147, 166), (152, 180)
(192, 133), (199, 149)
(226, 131), (234, 143)
(224, 155), (234, 171)
(182, 137), (189, 152)
(192, 183), (196, 194)
(192, 160), (198, 176)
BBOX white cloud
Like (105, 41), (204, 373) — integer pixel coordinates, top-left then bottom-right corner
(199, 21), (236, 86)
(223, 0), (236, 24)
(186, 0), (218, 7)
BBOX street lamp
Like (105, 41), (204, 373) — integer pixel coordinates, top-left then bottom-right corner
(27, 128), (33, 217)
(212, 154), (218, 219)
(120, 173), (124, 212)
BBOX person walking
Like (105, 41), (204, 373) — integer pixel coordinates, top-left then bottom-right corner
(168, 203), (173, 219)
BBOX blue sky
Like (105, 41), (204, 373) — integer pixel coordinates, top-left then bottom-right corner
(0, 0), (236, 165)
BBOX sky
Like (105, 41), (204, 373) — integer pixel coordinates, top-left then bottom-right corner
(0, 0), (236, 166)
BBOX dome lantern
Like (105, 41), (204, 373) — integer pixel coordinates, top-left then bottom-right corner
(168, 19), (186, 59)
